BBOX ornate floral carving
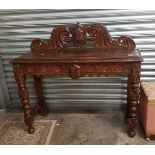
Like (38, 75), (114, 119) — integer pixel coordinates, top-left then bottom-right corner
(49, 25), (71, 48)
(22, 64), (66, 76)
(87, 23), (112, 48)
(31, 38), (50, 52)
(69, 22), (87, 48)
(21, 63), (130, 77)
(117, 36), (136, 50)
(30, 22), (136, 51)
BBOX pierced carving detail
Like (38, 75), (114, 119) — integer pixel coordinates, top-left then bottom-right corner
(30, 22), (136, 51)
(49, 25), (71, 48)
(87, 23), (112, 48)
(69, 22), (87, 48)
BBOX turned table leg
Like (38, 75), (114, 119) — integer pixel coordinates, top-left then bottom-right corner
(13, 66), (35, 134)
(33, 76), (48, 116)
(127, 63), (141, 137)
(126, 77), (131, 120)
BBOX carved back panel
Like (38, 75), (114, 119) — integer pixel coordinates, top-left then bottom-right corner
(31, 22), (136, 52)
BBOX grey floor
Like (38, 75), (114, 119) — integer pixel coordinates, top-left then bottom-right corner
(0, 109), (155, 145)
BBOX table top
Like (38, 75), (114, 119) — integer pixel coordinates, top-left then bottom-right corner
(12, 47), (143, 64)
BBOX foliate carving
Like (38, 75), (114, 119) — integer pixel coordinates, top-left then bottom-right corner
(21, 63), (130, 77)
(30, 22), (136, 51)
(80, 63), (130, 74)
(87, 23), (112, 48)
(69, 22), (87, 48)
(69, 64), (81, 79)
(117, 36), (136, 50)
(49, 25), (71, 48)
(31, 38), (50, 52)
(22, 64), (66, 76)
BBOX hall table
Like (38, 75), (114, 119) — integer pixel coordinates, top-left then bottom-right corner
(11, 22), (143, 137)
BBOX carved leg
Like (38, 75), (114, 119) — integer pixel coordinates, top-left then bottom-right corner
(14, 71), (35, 134)
(126, 77), (131, 120)
(33, 76), (48, 116)
(128, 63), (141, 138)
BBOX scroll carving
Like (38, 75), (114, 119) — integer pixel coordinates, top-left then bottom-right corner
(87, 23), (112, 48)
(31, 38), (50, 52)
(49, 25), (71, 48)
(30, 22), (136, 52)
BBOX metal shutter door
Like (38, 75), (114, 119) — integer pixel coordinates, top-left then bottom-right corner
(0, 9), (155, 109)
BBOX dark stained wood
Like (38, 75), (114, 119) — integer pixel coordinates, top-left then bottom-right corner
(11, 22), (143, 137)
(31, 22), (136, 51)
(33, 76), (48, 116)
(13, 64), (35, 134)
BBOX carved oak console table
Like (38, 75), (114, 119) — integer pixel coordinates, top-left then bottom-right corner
(11, 22), (143, 137)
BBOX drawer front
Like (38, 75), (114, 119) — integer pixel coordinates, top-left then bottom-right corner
(20, 63), (131, 78)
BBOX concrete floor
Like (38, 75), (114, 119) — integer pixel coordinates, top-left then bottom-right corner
(0, 109), (155, 145)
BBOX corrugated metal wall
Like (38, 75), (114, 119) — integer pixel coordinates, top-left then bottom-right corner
(0, 9), (155, 110)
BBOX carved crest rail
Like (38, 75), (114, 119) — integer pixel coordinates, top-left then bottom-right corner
(31, 22), (135, 51)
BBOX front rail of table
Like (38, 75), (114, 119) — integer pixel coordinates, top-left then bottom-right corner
(11, 22), (143, 137)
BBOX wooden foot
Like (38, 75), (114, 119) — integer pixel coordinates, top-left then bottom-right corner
(28, 127), (35, 134)
(128, 117), (137, 138)
(24, 107), (35, 134)
(128, 129), (136, 138)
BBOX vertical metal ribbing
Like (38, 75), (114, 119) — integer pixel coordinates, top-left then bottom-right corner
(0, 9), (154, 109)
